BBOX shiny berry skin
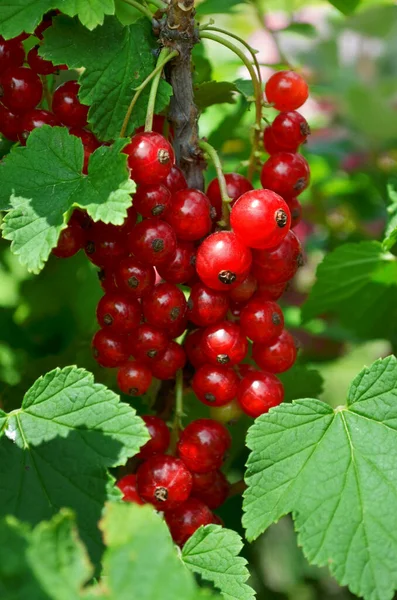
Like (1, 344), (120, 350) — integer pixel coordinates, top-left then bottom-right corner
(165, 498), (214, 546)
(52, 81), (88, 128)
(177, 418), (231, 473)
(192, 364), (239, 407)
(272, 111), (311, 150)
(27, 46), (59, 75)
(117, 474), (145, 504)
(125, 132), (174, 185)
(133, 184), (171, 218)
(114, 257), (155, 298)
(156, 242), (195, 285)
(196, 231), (252, 292)
(229, 273), (257, 304)
(265, 70), (309, 111)
(184, 329), (207, 368)
(0, 103), (20, 141)
(52, 221), (84, 258)
(92, 329), (129, 368)
(139, 415), (170, 459)
(96, 292), (141, 334)
(0, 36), (25, 74)
(256, 281), (287, 301)
(131, 324), (169, 363)
(98, 268), (118, 293)
(187, 283), (229, 327)
(136, 454), (192, 510)
(206, 173), (254, 221)
(85, 223), (128, 268)
(18, 109), (60, 144)
(150, 341), (186, 380)
(253, 329), (297, 373)
(117, 360), (152, 396)
(191, 470), (229, 509)
(252, 231), (303, 285)
(0, 67), (43, 115)
(164, 189), (212, 242)
(167, 315), (188, 340)
(237, 371), (284, 418)
(286, 197), (302, 228)
(240, 299), (284, 345)
(202, 321), (248, 366)
(163, 165), (187, 193)
(210, 398), (243, 425)
(142, 282), (187, 330)
(263, 125), (294, 155)
(260, 152), (310, 198)
(231, 189), (291, 250)
(128, 218), (177, 266)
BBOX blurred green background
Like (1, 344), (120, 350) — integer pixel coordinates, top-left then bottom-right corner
(1, 0), (397, 597)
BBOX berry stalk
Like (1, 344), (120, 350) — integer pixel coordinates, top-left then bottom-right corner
(198, 139), (232, 225)
(145, 48), (174, 132)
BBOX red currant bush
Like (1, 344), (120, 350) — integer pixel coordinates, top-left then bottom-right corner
(133, 184), (171, 218)
(207, 173), (253, 220)
(97, 293), (141, 334)
(150, 341), (186, 380)
(271, 111), (311, 150)
(191, 470), (229, 509)
(265, 70), (309, 111)
(252, 230), (303, 285)
(142, 282), (187, 330)
(125, 132), (175, 185)
(165, 498), (214, 546)
(131, 324), (169, 363)
(164, 188), (212, 241)
(92, 329), (129, 368)
(192, 364), (239, 406)
(52, 81), (89, 128)
(127, 218), (177, 266)
(252, 329), (297, 373)
(117, 360), (152, 396)
(136, 454), (192, 510)
(117, 474), (145, 504)
(156, 241), (196, 284)
(260, 152), (310, 198)
(0, 36), (25, 74)
(187, 283), (229, 327)
(240, 299), (284, 345)
(139, 415), (170, 459)
(52, 221), (84, 258)
(18, 110), (60, 144)
(237, 371), (284, 418)
(177, 418), (231, 473)
(0, 67), (43, 114)
(202, 321), (248, 366)
(114, 257), (155, 298)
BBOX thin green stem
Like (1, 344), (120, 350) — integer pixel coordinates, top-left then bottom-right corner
(170, 369), (184, 453)
(148, 0), (167, 9)
(199, 139), (232, 226)
(121, 0), (154, 19)
(145, 48), (172, 132)
(41, 76), (52, 109)
(200, 31), (262, 182)
(119, 49), (178, 138)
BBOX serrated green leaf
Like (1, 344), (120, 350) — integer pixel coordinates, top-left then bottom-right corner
(41, 16), (173, 141)
(0, 366), (149, 565)
(182, 525), (255, 600)
(383, 181), (397, 252)
(279, 364), (324, 403)
(196, 0), (246, 15)
(233, 79), (254, 99)
(327, 0), (360, 15)
(0, 127), (134, 273)
(280, 23), (317, 37)
(301, 241), (397, 340)
(194, 81), (236, 109)
(62, 0), (115, 29)
(243, 355), (397, 600)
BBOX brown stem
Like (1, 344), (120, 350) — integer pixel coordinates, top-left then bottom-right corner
(228, 479), (247, 498)
(160, 0), (206, 190)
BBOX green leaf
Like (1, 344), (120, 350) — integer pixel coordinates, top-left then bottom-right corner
(196, 0), (246, 15)
(243, 355), (397, 600)
(62, 0), (115, 29)
(280, 23), (317, 37)
(182, 525), (255, 600)
(345, 85), (397, 141)
(0, 127), (134, 273)
(114, 0), (142, 24)
(194, 81), (236, 109)
(279, 364), (324, 403)
(327, 0), (360, 15)
(41, 16), (173, 141)
(0, 366), (149, 565)
(383, 181), (397, 252)
(301, 241), (397, 340)
(233, 79), (255, 99)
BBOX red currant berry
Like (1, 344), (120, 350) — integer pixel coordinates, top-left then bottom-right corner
(272, 111), (310, 150)
(128, 218), (177, 266)
(34, 11), (59, 39)
(133, 184), (171, 218)
(260, 152), (310, 198)
(139, 415), (170, 459)
(231, 189), (291, 250)
(114, 257), (155, 298)
(18, 109), (60, 144)
(0, 103), (20, 141)
(156, 241), (196, 285)
(237, 371), (284, 418)
(168, 315), (188, 340)
(206, 173), (254, 221)
(196, 231), (252, 291)
(263, 125), (294, 155)
(131, 324), (169, 363)
(265, 70), (309, 111)
(192, 364), (239, 407)
(210, 398), (243, 425)
(52, 81), (88, 128)
(27, 46), (59, 75)
(125, 132), (174, 185)
(117, 360), (152, 396)
(98, 268), (118, 293)
(163, 165), (187, 193)
(191, 470), (229, 509)
(136, 454), (192, 510)
(85, 223), (128, 268)
(240, 299), (284, 345)
(0, 36), (25, 75)
(142, 282), (187, 330)
(229, 273), (257, 304)
(187, 283), (229, 327)
(202, 321), (248, 366)
(92, 329), (129, 368)
(52, 221), (84, 258)
(165, 498), (214, 546)
(252, 231), (303, 285)
(177, 418), (231, 473)
(135, 115), (173, 138)
(255, 281), (287, 301)
(97, 292), (141, 334)
(184, 329), (207, 369)
(164, 189), (212, 241)
(150, 341), (186, 380)
(70, 127), (100, 172)
(286, 197), (302, 228)
(0, 67), (43, 115)
(252, 329), (297, 373)
(117, 474), (145, 504)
